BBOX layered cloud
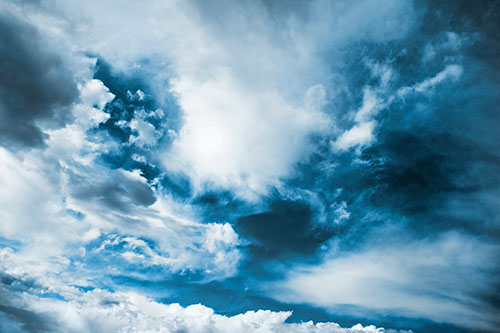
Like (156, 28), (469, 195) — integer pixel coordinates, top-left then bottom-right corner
(0, 242), (406, 333)
(0, 274), (402, 333)
(273, 230), (500, 331)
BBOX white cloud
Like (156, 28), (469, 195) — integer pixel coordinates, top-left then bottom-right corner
(3, 241), (398, 333)
(7, 0), (416, 198)
(165, 77), (330, 198)
(159, 0), (414, 198)
(79, 79), (115, 110)
(0, 267), (407, 333)
(0, 77), (242, 282)
(332, 88), (384, 152)
(129, 118), (161, 147)
(333, 63), (464, 153)
(272, 231), (499, 332)
(0, 147), (83, 255)
(397, 64), (463, 97)
(333, 121), (376, 152)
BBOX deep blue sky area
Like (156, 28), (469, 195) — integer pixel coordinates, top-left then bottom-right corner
(0, 0), (499, 332)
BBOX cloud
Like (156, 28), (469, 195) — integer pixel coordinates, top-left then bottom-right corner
(2, 1), (498, 332)
(9, 0), (416, 198)
(236, 199), (331, 259)
(0, 73), (243, 282)
(332, 62), (392, 152)
(0, 12), (78, 150)
(397, 64), (463, 96)
(332, 62), (464, 153)
(68, 168), (156, 211)
(161, 0), (415, 197)
(0, 140), (242, 281)
(0, 264), (407, 333)
(80, 79), (115, 110)
(333, 121), (376, 152)
(273, 230), (500, 331)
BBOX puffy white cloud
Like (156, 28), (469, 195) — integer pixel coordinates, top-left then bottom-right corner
(129, 118), (160, 147)
(1, 245), (397, 332)
(0, 266), (406, 333)
(79, 79), (115, 110)
(7, 0), (416, 198)
(128, 109), (164, 148)
(158, 0), (414, 198)
(165, 78), (330, 198)
(0, 76), (242, 282)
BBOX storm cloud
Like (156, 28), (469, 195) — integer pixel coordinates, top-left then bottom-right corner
(0, 13), (77, 149)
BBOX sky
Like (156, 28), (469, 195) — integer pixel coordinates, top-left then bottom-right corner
(0, 0), (499, 332)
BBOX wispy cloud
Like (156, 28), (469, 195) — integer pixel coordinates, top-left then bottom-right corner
(273, 230), (500, 331)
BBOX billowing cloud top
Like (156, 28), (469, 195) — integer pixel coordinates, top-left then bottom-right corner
(0, 0), (499, 332)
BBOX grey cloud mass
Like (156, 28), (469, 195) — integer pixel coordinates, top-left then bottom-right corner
(0, 13), (77, 150)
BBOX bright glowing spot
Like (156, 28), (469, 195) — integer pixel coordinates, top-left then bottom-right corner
(193, 125), (223, 156)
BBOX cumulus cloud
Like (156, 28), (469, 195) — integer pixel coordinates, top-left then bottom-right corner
(0, 263), (405, 333)
(10, 0), (415, 198)
(2, 246), (396, 333)
(0, 73), (242, 282)
(161, 0), (414, 197)
(80, 79), (115, 110)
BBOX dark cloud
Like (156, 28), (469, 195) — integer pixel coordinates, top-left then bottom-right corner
(352, 1), (500, 235)
(0, 273), (38, 293)
(0, 13), (77, 150)
(0, 305), (56, 333)
(236, 200), (331, 259)
(0, 276), (58, 333)
(191, 190), (250, 223)
(69, 171), (156, 211)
